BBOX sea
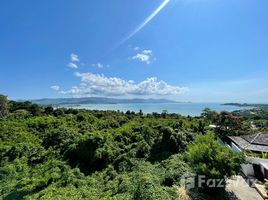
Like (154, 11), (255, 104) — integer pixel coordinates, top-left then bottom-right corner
(60, 103), (252, 116)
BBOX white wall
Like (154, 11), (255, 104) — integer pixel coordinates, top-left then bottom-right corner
(230, 142), (242, 153)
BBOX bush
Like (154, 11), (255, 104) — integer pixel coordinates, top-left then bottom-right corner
(187, 133), (245, 194)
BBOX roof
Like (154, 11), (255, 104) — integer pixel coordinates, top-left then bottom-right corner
(259, 162), (268, 170)
(242, 133), (268, 146)
(229, 133), (268, 153)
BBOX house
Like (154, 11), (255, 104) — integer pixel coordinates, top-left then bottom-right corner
(228, 133), (268, 154)
(227, 133), (268, 181)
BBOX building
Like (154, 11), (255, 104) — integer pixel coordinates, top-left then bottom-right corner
(227, 133), (268, 181)
(228, 133), (268, 154)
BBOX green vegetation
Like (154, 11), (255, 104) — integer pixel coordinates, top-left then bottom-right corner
(187, 133), (244, 194)
(202, 108), (246, 138)
(0, 98), (245, 199)
(234, 108), (268, 131)
(234, 107), (268, 121)
(0, 95), (9, 118)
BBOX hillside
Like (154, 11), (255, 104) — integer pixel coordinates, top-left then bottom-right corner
(31, 97), (178, 105)
(0, 97), (245, 200)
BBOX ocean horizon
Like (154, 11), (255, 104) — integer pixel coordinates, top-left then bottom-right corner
(58, 102), (252, 116)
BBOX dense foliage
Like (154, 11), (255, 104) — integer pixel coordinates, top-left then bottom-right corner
(0, 95), (9, 118)
(234, 108), (268, 131)
(0, 99), (244, 199)
(187, 133), (245, 194)
(234, 107), (268, 121)
(202, 108), (250, 138)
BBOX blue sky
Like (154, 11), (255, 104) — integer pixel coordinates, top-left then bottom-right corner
(0, 0), (268, 102)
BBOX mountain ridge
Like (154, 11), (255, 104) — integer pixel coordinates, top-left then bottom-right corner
(31, 97), (181, 105)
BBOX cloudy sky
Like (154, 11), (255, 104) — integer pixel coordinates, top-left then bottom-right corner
(0, 0), (268, 102)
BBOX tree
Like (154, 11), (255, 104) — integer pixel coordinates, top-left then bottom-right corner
(214, 111), (243, 138)
(138, 109), (143, 117)
(65, 133), (115, 172)
(0, 94), (9, 118)
(29, 103), (43, 116)
(197, 120), (206, 134)
(42, 127), (80, 153)
(201, 108), (218, 122)
(161, 110), (168, 118)
(44, 106), (54, 115)
(187, 133), (244, 194)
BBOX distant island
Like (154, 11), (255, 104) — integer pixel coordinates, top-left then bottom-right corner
(31, 97), (181, 105)
(223, 103), (268, 107)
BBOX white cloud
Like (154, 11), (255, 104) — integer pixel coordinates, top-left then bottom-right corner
(51, 85), (60, 91)
(92, 63), (104, 68)
(67, 53), (80, 69)
(92, 63), (110, 68)
(142, 49), (152, 55)
(60, 72), (188, 96)
(134, 46), (140, 51)
(130, 49), (154, 64)
(131, 54), (151, 64)
(68, 62), (78, 69)
(70, 53), (80, 62)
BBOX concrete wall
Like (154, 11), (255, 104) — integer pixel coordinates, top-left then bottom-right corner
(247, 157), (268, 165)
(247, 157), (268, 177)
(242, 157), (268, 178)
(241, 164), (255, 176)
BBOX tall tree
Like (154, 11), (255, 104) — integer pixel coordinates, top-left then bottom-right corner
(0, 94), (9, 118)
(215, 111), (243, 138)
(201, 108), (218, 122)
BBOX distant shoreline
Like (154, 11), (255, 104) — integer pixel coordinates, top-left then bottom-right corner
(53, 102), (250, 116)
(222, 103), (268, 107)
(31, 97), (192, 106)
